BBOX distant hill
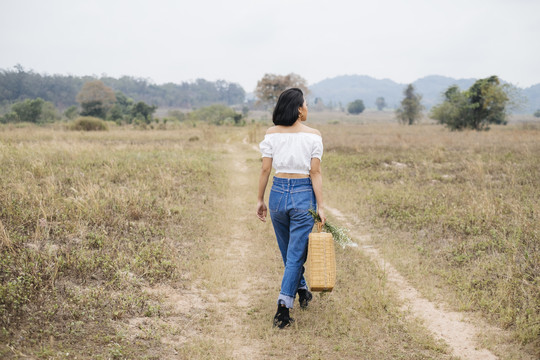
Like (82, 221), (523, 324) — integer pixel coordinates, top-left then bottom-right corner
(309, 75), (402, 109)
(523, 84), (540, 113)
(412, 75), (476, 109)
(309, 74), (540, 113)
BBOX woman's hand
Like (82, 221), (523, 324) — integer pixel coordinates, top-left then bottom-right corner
(318, 207), (326, 226)
(256, 201), (267, 222)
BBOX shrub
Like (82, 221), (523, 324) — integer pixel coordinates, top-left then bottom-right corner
(2, 98), (60, 123)
(534, 109), (540, 118)
(431, 76), (509, 131)
(168, 109), (186, 121)
(189, 104), (243, 125)
(70, 116), (108, 131)
(64, 105), (79, 120)
(347, 99), (365, 114)
(131, 101), (157, 124)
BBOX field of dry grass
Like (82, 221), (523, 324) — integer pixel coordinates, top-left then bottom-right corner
(1, 118), (538, 359)
(320, 121), (540, 357)
(0, 125), (226, 358)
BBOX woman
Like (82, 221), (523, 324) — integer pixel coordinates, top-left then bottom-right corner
(256, 88), (326, 329)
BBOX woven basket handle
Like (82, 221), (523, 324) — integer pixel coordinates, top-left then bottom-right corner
(317, 222), (323, 233)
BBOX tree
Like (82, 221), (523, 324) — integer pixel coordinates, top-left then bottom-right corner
(255, 73), (309, 108)
(375, 97), (387, 111)
(396, 84), (423, 125)
(431, 75), (510, 131)
(108, 91), (134, 122)
(131, 101), (157, 124)
(347, 99), (365, 114)
(534, 109), (540, 118)
(64, 105), (78, 120)
(430, 86), (468, 130)
(0, 66), (246, 109)
(76, 80), (116, 119)
(3, 98), (60, 123)
(11, 98), (45, 122)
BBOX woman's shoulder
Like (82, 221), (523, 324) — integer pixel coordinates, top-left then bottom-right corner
(265, 126), (279, 135)
(265, 125), (321, 137)
(300, 125), (322, 137)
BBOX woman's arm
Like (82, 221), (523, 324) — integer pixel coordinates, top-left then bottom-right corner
(309, 158), (326, 225)
(256, 157), (273, 222)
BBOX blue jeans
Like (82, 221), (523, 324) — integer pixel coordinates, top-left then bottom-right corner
(269, 177), (316, 309)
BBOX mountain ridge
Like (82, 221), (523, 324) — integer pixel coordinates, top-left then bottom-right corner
(309, 74), (539, 113)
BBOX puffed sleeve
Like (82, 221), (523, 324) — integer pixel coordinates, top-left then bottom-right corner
(259, 135), (273, 158)
(311, 137), (323, 160)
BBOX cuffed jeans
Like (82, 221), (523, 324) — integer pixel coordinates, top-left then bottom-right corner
(269, 177), (316, 309)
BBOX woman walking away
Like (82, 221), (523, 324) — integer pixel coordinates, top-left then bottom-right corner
(256, 88), (326, 329)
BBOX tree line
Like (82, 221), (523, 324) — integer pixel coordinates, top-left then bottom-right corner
(0, 65), (245, 110)
(1, 66), (525, 131)
(0, 78), (247, 128)
(344, 76), (515, 131)
(254, 72), (516, 131)
(0, 84), (158, 126)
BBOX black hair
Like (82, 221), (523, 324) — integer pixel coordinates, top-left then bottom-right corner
(272, 88), (304, 126)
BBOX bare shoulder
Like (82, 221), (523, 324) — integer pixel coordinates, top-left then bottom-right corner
(301, 125), (322, 137)
(266, 126), (279, 134)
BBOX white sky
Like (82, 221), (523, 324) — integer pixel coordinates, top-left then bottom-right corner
(1, 0), (539, 91)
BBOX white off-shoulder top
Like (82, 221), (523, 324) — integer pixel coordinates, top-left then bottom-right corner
(259, 132), (323, 174)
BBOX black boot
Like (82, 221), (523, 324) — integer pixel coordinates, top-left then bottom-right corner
(273, 303), (294, 329)
(297, 289), (313, 309)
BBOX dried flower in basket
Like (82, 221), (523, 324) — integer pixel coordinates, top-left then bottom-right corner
(308, 209), (355, 249)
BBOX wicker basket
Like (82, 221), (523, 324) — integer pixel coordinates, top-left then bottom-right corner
(306, 223), (336, 292)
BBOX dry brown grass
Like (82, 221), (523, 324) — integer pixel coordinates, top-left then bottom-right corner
(0, 125), (226, 358)
(2, 120), (537, 359)
(319, 122), (540, 357)
(198, 140), (455, 359)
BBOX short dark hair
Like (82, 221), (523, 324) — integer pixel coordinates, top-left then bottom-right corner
(272, 88), (304, 126)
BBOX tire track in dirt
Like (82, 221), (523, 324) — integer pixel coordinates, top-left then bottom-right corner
(325, 205), (498, 360)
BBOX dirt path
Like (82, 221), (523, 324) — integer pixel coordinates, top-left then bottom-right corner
(135, 137), (505, 359)
(126, 140), (264, 359)
(325, 205), (499, 360)
(234, 139), (501, 359)
(205, 142), (264, 359)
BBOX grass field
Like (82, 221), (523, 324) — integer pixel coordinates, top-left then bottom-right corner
(320, 121), (540, 355)
(0, 118), (538, 359)
(0, 125), (225, 358)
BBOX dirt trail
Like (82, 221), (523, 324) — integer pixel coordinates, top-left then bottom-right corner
(130, 141), (263, 359)
(325, 205), (498, 360)
(235, 139), (500, 359)
(137, 137), (504, 359)
(206, 142), (264, 359)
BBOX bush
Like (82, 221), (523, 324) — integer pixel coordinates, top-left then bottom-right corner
(431, 76), (509, 131)
(131, 101), (157, 124)
(168, 109), (186, 121)
(189, 104), (243, 125)
(70, 116), (108, 131)
(64, 105), (78, 120)
(2, 98), (60, 123)
(534, 109), (540, 118)
(347, 99), (365, 114)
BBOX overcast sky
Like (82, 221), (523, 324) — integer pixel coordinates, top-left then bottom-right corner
(1, 0), (539, 91)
